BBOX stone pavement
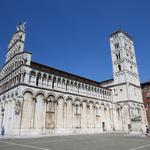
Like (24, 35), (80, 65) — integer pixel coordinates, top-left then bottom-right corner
(0, 133), (150, 150)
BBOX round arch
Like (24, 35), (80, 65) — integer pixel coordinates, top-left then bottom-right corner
(35, 91), (46, 98)
(22, 89), (34, 96)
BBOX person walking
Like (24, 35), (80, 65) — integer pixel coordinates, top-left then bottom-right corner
(145, 125), (149, 136)
(1, 126), (5, 136)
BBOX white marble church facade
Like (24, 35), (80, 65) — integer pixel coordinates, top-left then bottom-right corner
(0, 23), (147, 135)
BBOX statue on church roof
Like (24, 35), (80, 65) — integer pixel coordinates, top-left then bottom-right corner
(16, 22), (26, 32)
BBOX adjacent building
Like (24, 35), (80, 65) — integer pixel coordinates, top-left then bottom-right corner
(141, 81), (150, 127)
(0, 23), (147, 135)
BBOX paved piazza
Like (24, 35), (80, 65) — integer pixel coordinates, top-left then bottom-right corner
(0, 134), (150, 150)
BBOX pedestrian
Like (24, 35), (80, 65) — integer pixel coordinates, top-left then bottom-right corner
(145, 125), (149, 136)
(1, 126), (5, 136)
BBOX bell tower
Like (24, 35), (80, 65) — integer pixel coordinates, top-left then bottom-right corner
(109, 30), (142, 103)
(109, 30), (148, 132)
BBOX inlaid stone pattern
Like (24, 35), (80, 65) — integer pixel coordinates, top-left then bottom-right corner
(0, 24), (147, 135)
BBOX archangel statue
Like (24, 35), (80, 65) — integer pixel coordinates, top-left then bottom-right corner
(14, 101), (21, 115)
(16, 22), (26, 32)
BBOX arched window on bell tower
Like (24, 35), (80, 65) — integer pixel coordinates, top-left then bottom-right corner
(130, 65), (133, 72)
(116, 54), (118, 60)
(118, 52), (121, 59)
(118, 64), (121, 71)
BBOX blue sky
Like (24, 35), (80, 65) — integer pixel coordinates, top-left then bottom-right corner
(0, 0), (150, 82)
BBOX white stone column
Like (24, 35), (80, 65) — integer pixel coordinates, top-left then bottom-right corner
(2, 102), (6, 128)
(66, 99), (73, 128)
(20, 73), (24, 83)
(4, 101), (10, 132)
(34, 94), (44, 129)
(95, 106), (101, 128)
(93, 105), (96, 128)
(0, 102), (5, 128)
(43, 99), (47, 130)
(63, 103), (67, 128)
(66, 81), (70, 92)
(30, 97), (36, 129)
(47, 76), (52, 88)
(101, 105), (105, 131)
(120, 107), (124, 130)
(0, 102), (2, 127)
(43, 77), (48, 88)
(8, 100), (14, 131)
(109, 106), (113, 130)
(38, 74), (43, 87)
(23, 71), (30, 84)
(81, 101), (87, 128)
(72, 103), (75, 128)
(30, 73), (36, 86)
(87, 104), (90, 128)
(21, 92), (33, 129)
(89, 102), (94, 128)
(54, 101), (57, 128)
(61, 79), (66, 91)
(106, 106), (111, 130)
(57, 97), (64, 129)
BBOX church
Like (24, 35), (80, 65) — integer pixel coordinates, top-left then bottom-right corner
(0, 23), (147, 135)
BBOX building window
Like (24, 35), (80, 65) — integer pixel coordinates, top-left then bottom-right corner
(118, 64), (121, 71)
(52, 77), (56, 89)
(117, 108), (120, 118)
(114, 43), (119, 49)
(116, 54), (118, 60)
(130, 66), (133, 71)
(114, 89), (118, 96)
(116, 52), (121, 60)
(118, 52), (121, 59)
(66, 80), (69, 91)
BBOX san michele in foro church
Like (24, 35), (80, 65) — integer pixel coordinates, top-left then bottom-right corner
(0, 23), (147, 135)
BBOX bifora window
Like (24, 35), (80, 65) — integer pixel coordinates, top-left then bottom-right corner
(114, 43), (119, 49)
(118, 64), (121, 71)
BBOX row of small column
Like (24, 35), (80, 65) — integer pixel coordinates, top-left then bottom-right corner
(0, 71), (22, 93)
(26, 70), (112, 101)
